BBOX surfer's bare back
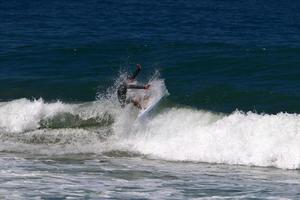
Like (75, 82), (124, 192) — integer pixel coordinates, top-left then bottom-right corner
(117, 64), (150, 109)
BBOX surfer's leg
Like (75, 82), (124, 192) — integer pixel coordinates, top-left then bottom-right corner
(132, 99), (142, 109)
(117, 85), (127, 108)
(125, 97), (142, 109)
(127, 97), (142, 109)
(119, 99), (126, 108)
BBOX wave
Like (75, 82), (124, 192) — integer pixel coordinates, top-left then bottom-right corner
(0, 98), (116, 133)
(120, 109), (300, 169)
(1, 79), (300, 170)
(0, 98), (71, 133)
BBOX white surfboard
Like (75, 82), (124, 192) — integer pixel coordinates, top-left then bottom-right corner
(137, 94), (163, 119)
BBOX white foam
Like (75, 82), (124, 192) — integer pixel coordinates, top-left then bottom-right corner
(2, 77), (300, 170)
(2, 97), (300, 169)
(118, 109), (300, 169)
(0, 98), (72, 133)
(0, 128), (108, 155)
(0, 96), (122, 134)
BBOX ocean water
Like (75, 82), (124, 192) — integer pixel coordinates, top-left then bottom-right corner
(1, 0), (300, 199)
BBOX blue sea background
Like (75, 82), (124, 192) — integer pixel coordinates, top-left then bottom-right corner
(1, 1), (300, 199)
(1, 0), (300, 113)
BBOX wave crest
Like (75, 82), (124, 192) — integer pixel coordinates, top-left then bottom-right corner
(122, 109), (300, 169)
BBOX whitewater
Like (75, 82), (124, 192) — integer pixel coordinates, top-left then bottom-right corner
(1, 79), (300, 170)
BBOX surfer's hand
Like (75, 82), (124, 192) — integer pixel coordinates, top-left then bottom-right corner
(136, 64), (142, 70)
(145, 84), (150, 90)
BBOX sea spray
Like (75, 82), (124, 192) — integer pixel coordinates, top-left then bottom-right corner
(0, 98), (118, 133)
(120, 109), (300, 169)
(0, 98), (71, 133)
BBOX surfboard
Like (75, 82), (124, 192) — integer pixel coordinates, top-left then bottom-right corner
(137, 94), (163, 119)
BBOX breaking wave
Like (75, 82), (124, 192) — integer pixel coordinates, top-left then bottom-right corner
(1, 78), (300, 170)
(0, 98), (116, 133)
(122, 109), (300, 169)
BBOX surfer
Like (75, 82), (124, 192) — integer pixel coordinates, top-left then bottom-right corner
(117, 64), (150, 109)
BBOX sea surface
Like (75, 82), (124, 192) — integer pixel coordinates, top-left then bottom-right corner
(1, 0), (300, 199)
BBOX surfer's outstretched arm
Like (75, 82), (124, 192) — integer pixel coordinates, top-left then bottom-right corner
(127, 84), (150, 89)
(128, 64), (142, 80)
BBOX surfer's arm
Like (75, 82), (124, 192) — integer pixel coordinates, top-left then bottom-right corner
(127, 84), (149, 89)
(128, 64), (142, 80)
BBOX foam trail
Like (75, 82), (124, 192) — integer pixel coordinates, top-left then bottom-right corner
(118, 109), (300, 169)
(0, 128), (108, 155)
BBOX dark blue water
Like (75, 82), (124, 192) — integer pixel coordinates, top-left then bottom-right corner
(1, 0), (300, 113)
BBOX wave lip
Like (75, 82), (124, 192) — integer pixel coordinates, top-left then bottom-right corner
(0, 98), (72, 133)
